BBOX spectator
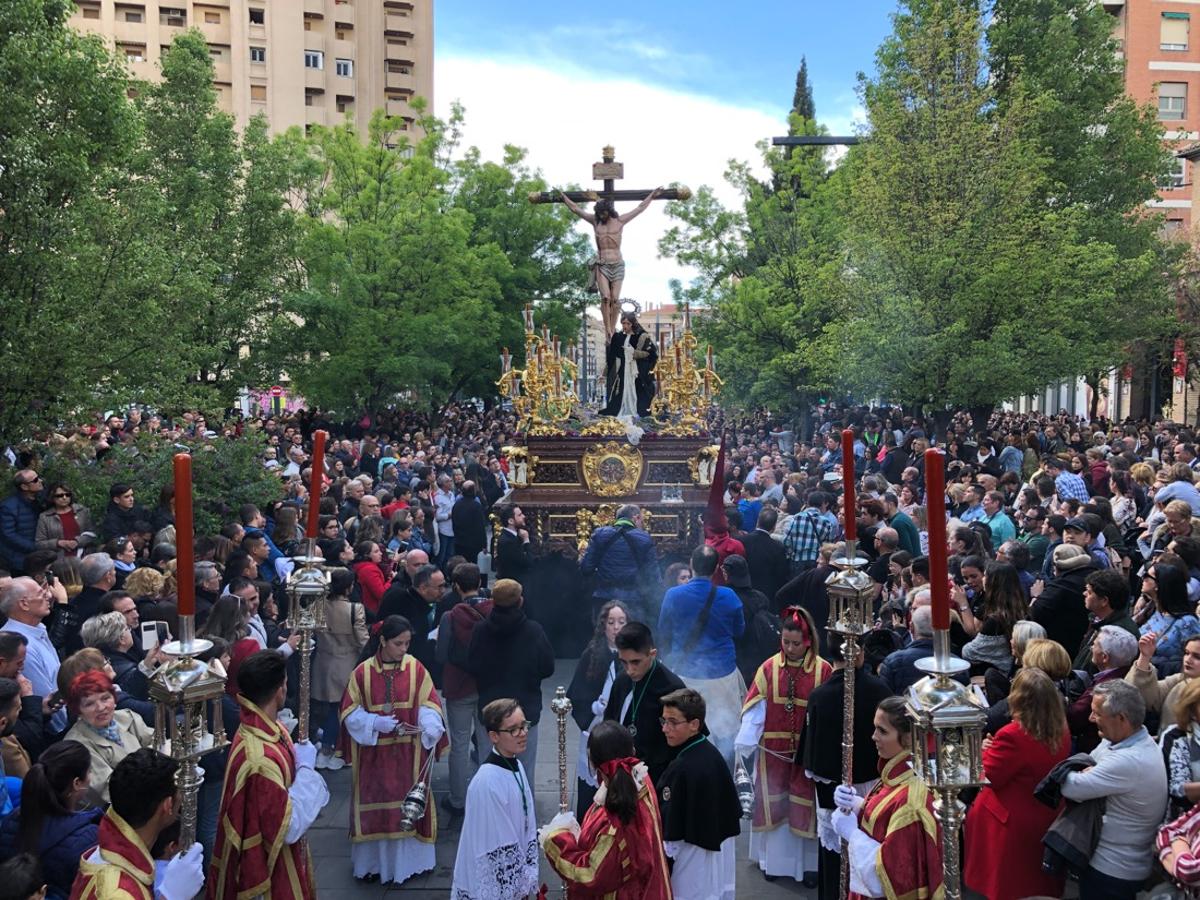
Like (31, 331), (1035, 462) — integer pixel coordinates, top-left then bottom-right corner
(1074, 567), (1138, 674)
(0, 740), (101, 900)
(34, 483), (94, 561)
(433, 474), (457, 569)
(0, 472), (41, 575)
(80, 611), (163, 702)
(0, 853), (46, 900)
(64, 554), (117, 655)
(466, 579), (554, 781)
(493, 505), (532, 586)
(965, 668), (1072, 900)
(882, 491), (922, 557)
(1156, 678), (1200, 822)
(579, 504), (656, 621)
(449, 481), (486, 568)
(1060, 680), (1167, 900)
(782, 492), (836, 575)
(435, 563), (493, 815)
(739, 506), (789, 606)
(1042, 455), (1090, 505)
(961, 561), (1027, 677)
(377, 564), (443, 676)
(311, 568), (367, 770)
(100, 483), (147, 542)
(1027, 543), (1094, 659)
(1137, 562), (1200, 676)
(775, 543), (837, 653)
(0, 579), (63, 732)
(62, 670), (154, 805)
(1069, 625), (1138, 753)
(351, 541), (390, 619)
(879, 603), (937, 694)
(1126, 631), (1200, 731)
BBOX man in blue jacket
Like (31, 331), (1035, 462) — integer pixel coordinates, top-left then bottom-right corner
(580, 504), (656, 621)
(0, 471), (41, 574)
(657, 544), (745, 763)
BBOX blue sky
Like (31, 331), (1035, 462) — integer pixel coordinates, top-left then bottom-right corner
(433, 0), (901, 306)
(436, 0), (900, 128)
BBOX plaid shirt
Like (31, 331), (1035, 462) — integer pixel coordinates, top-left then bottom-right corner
(783, 507), (834, 564)
(1055, 471), (1091, 503)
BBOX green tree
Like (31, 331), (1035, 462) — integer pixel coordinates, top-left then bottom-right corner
(843, 0), (1169, 423)
(282, 109), (507, 415)
(132, 31), (306, 408)
(0, 0), (145, 440)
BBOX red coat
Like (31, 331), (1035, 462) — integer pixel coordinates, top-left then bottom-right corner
(352, 560), (389, 616)
(964, 721), (1071, 900)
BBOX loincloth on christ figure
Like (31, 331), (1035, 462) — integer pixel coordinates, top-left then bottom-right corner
(587, 257), (626, 293)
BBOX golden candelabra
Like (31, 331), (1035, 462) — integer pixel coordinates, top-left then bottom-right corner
(497, 304), (579, 437)
(651, 304), (722, 435)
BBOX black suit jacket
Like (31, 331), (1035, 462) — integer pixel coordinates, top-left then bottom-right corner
(495, 529), (532, 583)
(451, 497), (487, 562)
(604, 660), (686, 785)
(740, 529), (789, 606)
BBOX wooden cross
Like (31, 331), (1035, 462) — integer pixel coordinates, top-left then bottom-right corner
(528, 145), (691, 205)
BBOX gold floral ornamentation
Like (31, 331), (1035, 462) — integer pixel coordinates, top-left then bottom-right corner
(581, 442), (643, 498)
(501, 445), (538, 487)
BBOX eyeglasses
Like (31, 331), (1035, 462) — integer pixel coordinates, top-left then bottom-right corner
(658, 717), (689, 728)
(496, 722), (532, 736)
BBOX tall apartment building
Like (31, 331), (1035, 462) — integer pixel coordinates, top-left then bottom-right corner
(69, 0), (433, 137)
(1106, 0), (1194, 233)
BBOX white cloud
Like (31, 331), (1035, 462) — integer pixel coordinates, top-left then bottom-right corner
(435, 54), (786, 310)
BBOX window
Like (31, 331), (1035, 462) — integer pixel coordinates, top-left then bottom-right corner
(304, 50), (324, 70)
(1167, 156), (1187, 189)
(80, 5), (100, 19)
(161, 8), (186, 26)
(124, 10), (143, 23)
(1163, 12), (1190, 51)
(1165, 218), (1185, 236)
(336, 58), (353, 77)
(249, 8), (265, 25)
(251, 85), (267, 102)
(250, 46), (266, 63)
(1160, 82), (1188, 120)
(123, 45), (145, 62)
(205, 11), (221, 24)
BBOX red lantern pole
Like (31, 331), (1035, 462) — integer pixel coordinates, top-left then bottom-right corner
(173, 453), (194, 620)
(305, 430), (327, 542)
(841, 429), (857, 542)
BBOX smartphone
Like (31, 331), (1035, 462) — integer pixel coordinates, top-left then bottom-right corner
(140, 621), (160, 651)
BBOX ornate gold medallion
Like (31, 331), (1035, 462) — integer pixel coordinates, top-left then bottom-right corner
(581, 441), (643, 497)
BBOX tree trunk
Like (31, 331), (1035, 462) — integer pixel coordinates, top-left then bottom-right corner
(433, 373), (472, 425)
(930, 407), (954, 445)
(968, 403), (994, 433)
(1086, 371), (1102, 421)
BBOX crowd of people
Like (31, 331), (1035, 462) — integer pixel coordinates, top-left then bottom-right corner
(0, 402), (1198, 898)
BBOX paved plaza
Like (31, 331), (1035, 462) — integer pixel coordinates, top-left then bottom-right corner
(305, 659), (814, 899)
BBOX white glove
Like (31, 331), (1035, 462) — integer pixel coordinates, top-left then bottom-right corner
(373, 714), (399, 734)
(831, 808), (859, 841)
(158, 842), (204, 900)
(538, 810), (580, 851)
(277, 708), (297, 735)
(293, 740), (318, 771)
(591, 698), (606, 718)
(835, 784), (865, 813)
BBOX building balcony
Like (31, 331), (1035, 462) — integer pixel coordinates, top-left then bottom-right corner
(305, 67), (326, 89)
(306, 106), (328, 127)
(304, 0), (324, 16)
(385, 13), (414, 35)
(333, 38), (355, 59)
(332, 0), (354, 24)
(212, 60), (232, 83)
(385, 69), (415, 91)
(198, 19), (231, 44)
(113, 19), (146, 43)
(385, 98), (412, 118)
(305, 33), (325, 52)
(1101, 0), (1124, 9)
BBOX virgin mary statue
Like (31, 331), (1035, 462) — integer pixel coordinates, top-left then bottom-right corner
(600, 313), (657, 418)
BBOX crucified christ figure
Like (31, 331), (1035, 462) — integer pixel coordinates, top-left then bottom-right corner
(559, 187), (662, 336)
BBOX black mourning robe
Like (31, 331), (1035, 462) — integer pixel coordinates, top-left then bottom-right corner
(801, 667), (892, 797)
(657, 736), (742, 852)
(604, 659), (686, 785)
(600, 330), (657, 417)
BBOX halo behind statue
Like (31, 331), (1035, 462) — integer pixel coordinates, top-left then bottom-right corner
(619, 298), (642, 317)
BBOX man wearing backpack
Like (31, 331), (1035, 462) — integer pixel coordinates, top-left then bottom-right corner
(657, 545), (745, 765)
(580, 504), (657, 621)
(434, 563), (492, 816)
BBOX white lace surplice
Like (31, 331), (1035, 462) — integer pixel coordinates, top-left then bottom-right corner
(451, 756), (540, 900)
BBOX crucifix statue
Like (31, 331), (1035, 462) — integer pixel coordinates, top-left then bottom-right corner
(530, 146), (691, 336)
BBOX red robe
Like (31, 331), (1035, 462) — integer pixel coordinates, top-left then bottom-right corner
(70, 810), (155, 900)
(743, 649), (831, 836)
(340, 653), (448, 843)
(208, 698), (316, 899)
(544, 780), (673, 899)
(850, 752), (943, 900)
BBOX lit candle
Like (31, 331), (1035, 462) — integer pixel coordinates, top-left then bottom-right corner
(306, 430), (326, 539)
(523, 303), (534, 331)
(501, 347), (511, 372)
(925, 447), (950, 630)
(684, 303), (692, 331)
(674, 343), (682, 371)
(173, 453), (194, 617)
(841, 429), (856, 542)
(706, 344), (714, 370)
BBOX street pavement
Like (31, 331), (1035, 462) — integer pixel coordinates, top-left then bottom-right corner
(305, 658), (815, 898)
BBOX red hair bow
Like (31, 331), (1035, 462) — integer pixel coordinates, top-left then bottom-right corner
(596, 756), (641, 782)
(370, 621), (384, 637)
